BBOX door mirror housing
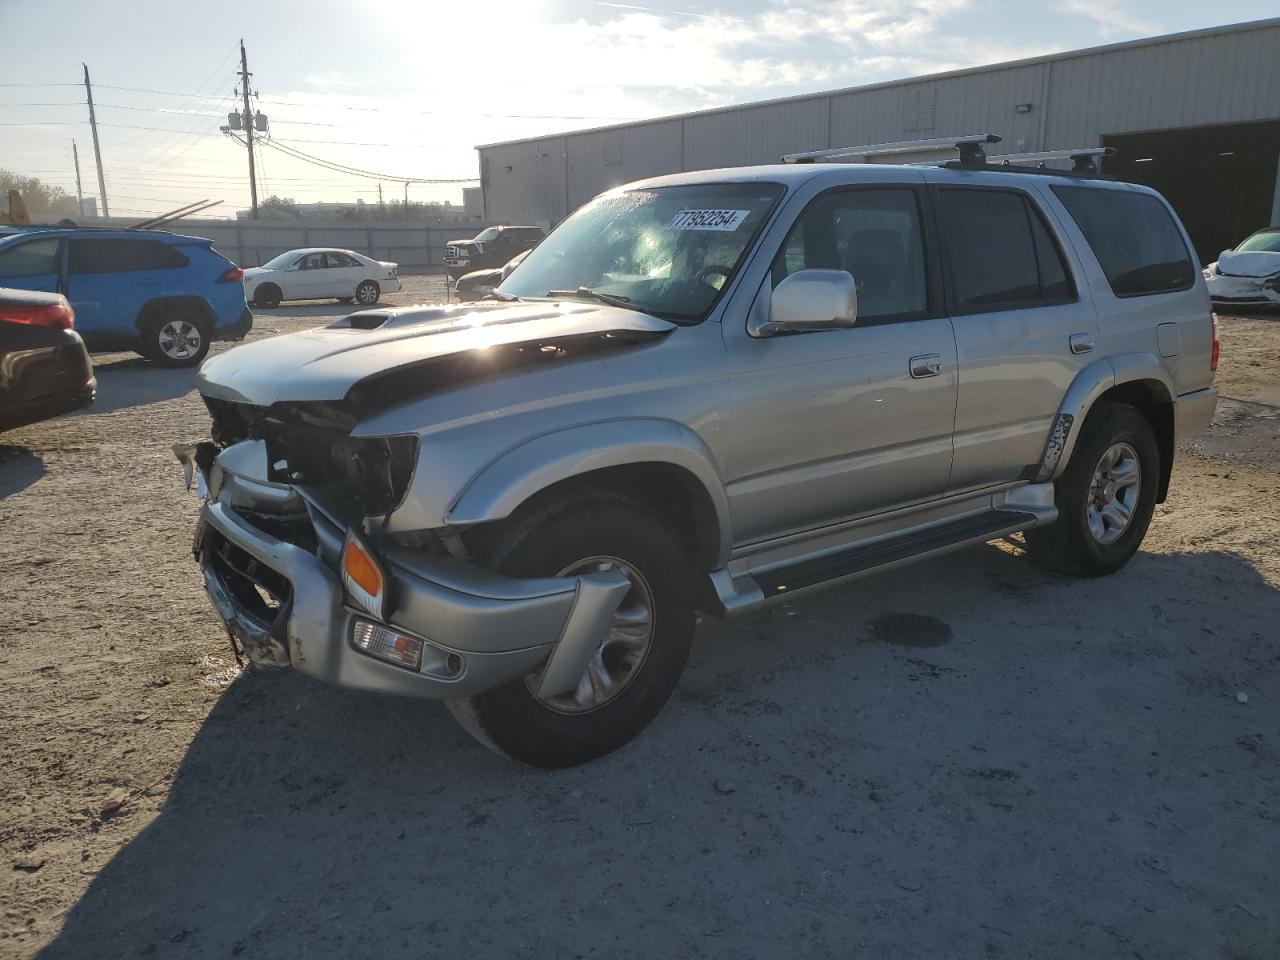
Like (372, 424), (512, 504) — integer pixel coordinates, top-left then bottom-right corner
(748, 269), (858, 337)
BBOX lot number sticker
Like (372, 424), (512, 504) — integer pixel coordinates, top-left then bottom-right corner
(669, 209), (750, 231)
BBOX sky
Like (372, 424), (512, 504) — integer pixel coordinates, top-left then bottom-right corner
(2, 0), (1276, 219)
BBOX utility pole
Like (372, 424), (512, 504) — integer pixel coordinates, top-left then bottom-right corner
(238, 39), (259, 220)
(377, 182), (383, 212)
(82, 64), (109, 217)
(72, 140), (84, 217)
(403, 181), (409, 220)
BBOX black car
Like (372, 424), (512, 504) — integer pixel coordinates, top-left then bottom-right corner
(454, 249), (532, 302)
(443, 225), (543, 280)
(0, 287), (95, 431)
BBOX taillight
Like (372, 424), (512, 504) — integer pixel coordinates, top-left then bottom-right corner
(218, 267), (245, 283)
(1210, 313), (1220, 372)
(1, 303), (74, 330)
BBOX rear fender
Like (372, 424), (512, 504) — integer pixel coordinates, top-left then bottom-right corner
(1036, 353), (1174, 481)
(447, 419), (733, 567)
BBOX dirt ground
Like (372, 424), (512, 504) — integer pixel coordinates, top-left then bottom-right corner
(1, 277), (1277, 959)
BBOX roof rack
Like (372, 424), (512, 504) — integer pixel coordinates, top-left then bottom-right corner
(782, 133), (1001, 165)
(982, 146), (1116, 173)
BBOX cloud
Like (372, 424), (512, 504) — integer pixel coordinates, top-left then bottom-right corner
(1059, 0), (1162, 38)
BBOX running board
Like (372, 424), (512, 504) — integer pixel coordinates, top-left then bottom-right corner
(753, 509), (1036, 599)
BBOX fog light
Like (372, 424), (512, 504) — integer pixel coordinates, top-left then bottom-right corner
(351, 620), (423, 671)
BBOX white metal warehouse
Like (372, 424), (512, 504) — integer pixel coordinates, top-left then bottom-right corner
(476, 17), (1280, 263)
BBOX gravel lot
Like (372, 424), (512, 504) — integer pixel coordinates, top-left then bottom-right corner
(2, 277), (1277, 959)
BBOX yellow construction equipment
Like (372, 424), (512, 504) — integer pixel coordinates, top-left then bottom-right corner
(0, 190), (32, 226)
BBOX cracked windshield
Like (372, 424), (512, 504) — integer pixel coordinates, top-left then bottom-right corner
(500, 183), (783, 320)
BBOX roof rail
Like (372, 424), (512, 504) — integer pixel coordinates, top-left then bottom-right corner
(783, 133), (1001, 165)
(986, 146), (1116, 173)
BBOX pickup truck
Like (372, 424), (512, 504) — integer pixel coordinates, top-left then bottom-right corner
(443, 225), (544, 280)
(184, 151), (1217, 767)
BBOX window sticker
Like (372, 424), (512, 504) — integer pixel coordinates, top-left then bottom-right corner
(668, 209), (750, 231)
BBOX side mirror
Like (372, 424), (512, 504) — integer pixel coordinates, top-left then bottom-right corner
(748, 269), (858, 337)
(1219, 249), (1232, 261)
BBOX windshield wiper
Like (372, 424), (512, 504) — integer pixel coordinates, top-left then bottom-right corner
(481, 289), (519, 302)
(546, 287), (633, 309)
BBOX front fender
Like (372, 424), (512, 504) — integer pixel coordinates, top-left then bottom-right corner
(1045, 353), (1174, 479)
(447, 418), (733, 566)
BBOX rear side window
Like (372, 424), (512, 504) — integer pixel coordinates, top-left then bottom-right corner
(326, 252), (360, 268)
(1052, 186), (1194, 297)
(772, 187), (929, 322)
(0, 238), (60, 277)
(69, 239), (189, 274)
(937, 188), (1076, 312)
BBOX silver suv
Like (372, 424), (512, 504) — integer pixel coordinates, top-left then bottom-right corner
(185, 142), (1218, 767)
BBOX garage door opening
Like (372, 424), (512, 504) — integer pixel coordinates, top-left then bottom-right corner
(1103, 121), (1280, 265)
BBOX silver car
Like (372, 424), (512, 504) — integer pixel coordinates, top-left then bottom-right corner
(185, 147), (1218, 767)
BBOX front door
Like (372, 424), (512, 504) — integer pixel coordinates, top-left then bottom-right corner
(0, 237), (64, 295)
(287, 251), (331, 300)
(723, 185), (958, 545)
(926, 177), (1098, 493)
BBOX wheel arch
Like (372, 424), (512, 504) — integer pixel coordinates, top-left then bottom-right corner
(447, 419), (732, 570)
(1050, 354), (1176, 502)
(135, 295), (215, 332)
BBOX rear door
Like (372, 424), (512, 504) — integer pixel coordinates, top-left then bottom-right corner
(65, 238), (190, 338)
(929, 177), (1096, 494)
(325, 251), (363, 296)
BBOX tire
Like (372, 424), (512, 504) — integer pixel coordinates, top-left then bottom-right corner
(252, 284), (282, 309)
(141, 312), (210, 368)
(355, 280), (380, 305)
(1024, 402), (1159, 577)
(446, 490), (695, 767)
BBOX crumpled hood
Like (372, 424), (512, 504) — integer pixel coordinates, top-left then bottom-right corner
(1216, 250), (1280, 278)
(196, 301), (674, 406)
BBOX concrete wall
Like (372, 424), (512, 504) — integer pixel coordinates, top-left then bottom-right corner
(479, 17), (1280, 225)
(78, 216), (487, 270)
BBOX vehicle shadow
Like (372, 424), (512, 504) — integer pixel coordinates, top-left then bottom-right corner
(36, 543), (1280, 958)
(0, 444), (46, 499)
(79, 354), (198, 416)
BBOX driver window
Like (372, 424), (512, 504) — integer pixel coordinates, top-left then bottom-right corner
(772, 188), (928, 321)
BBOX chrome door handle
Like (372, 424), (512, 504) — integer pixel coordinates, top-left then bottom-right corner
(909, 354), (942, 378)
(1069, 332), (1095, 354)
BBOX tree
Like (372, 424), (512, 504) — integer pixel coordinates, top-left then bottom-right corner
(0, 170), (81, 220)
(258, 195), (304, 219)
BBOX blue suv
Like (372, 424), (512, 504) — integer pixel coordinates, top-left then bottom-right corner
(0, 228), (251, 367)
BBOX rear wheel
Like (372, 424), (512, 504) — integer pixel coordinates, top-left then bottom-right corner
(446, 490), (695, 767)
(141, 312), (209, 368)
(355, 280), (380, 305)
(1025, 402), (1159, 576)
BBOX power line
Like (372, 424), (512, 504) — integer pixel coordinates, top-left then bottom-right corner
(247, 134), (477, 182)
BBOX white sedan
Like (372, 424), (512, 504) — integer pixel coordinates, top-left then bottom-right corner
(243, 248), (401, 308)
(1202, 227), (1280, 309)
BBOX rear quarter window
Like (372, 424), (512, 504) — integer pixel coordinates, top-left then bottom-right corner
(1051, 186), (1194, 297)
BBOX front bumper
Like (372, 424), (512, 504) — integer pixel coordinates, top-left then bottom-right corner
(194, 455), (627, 699)
(1206, 273), (1280, 306)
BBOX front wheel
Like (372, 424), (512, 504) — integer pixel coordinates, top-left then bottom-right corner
(447, 490), (695, 767)
(355, 280), (380, 305)
(1025, 402), (1159, 576)
(252, 283), (282, 309)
